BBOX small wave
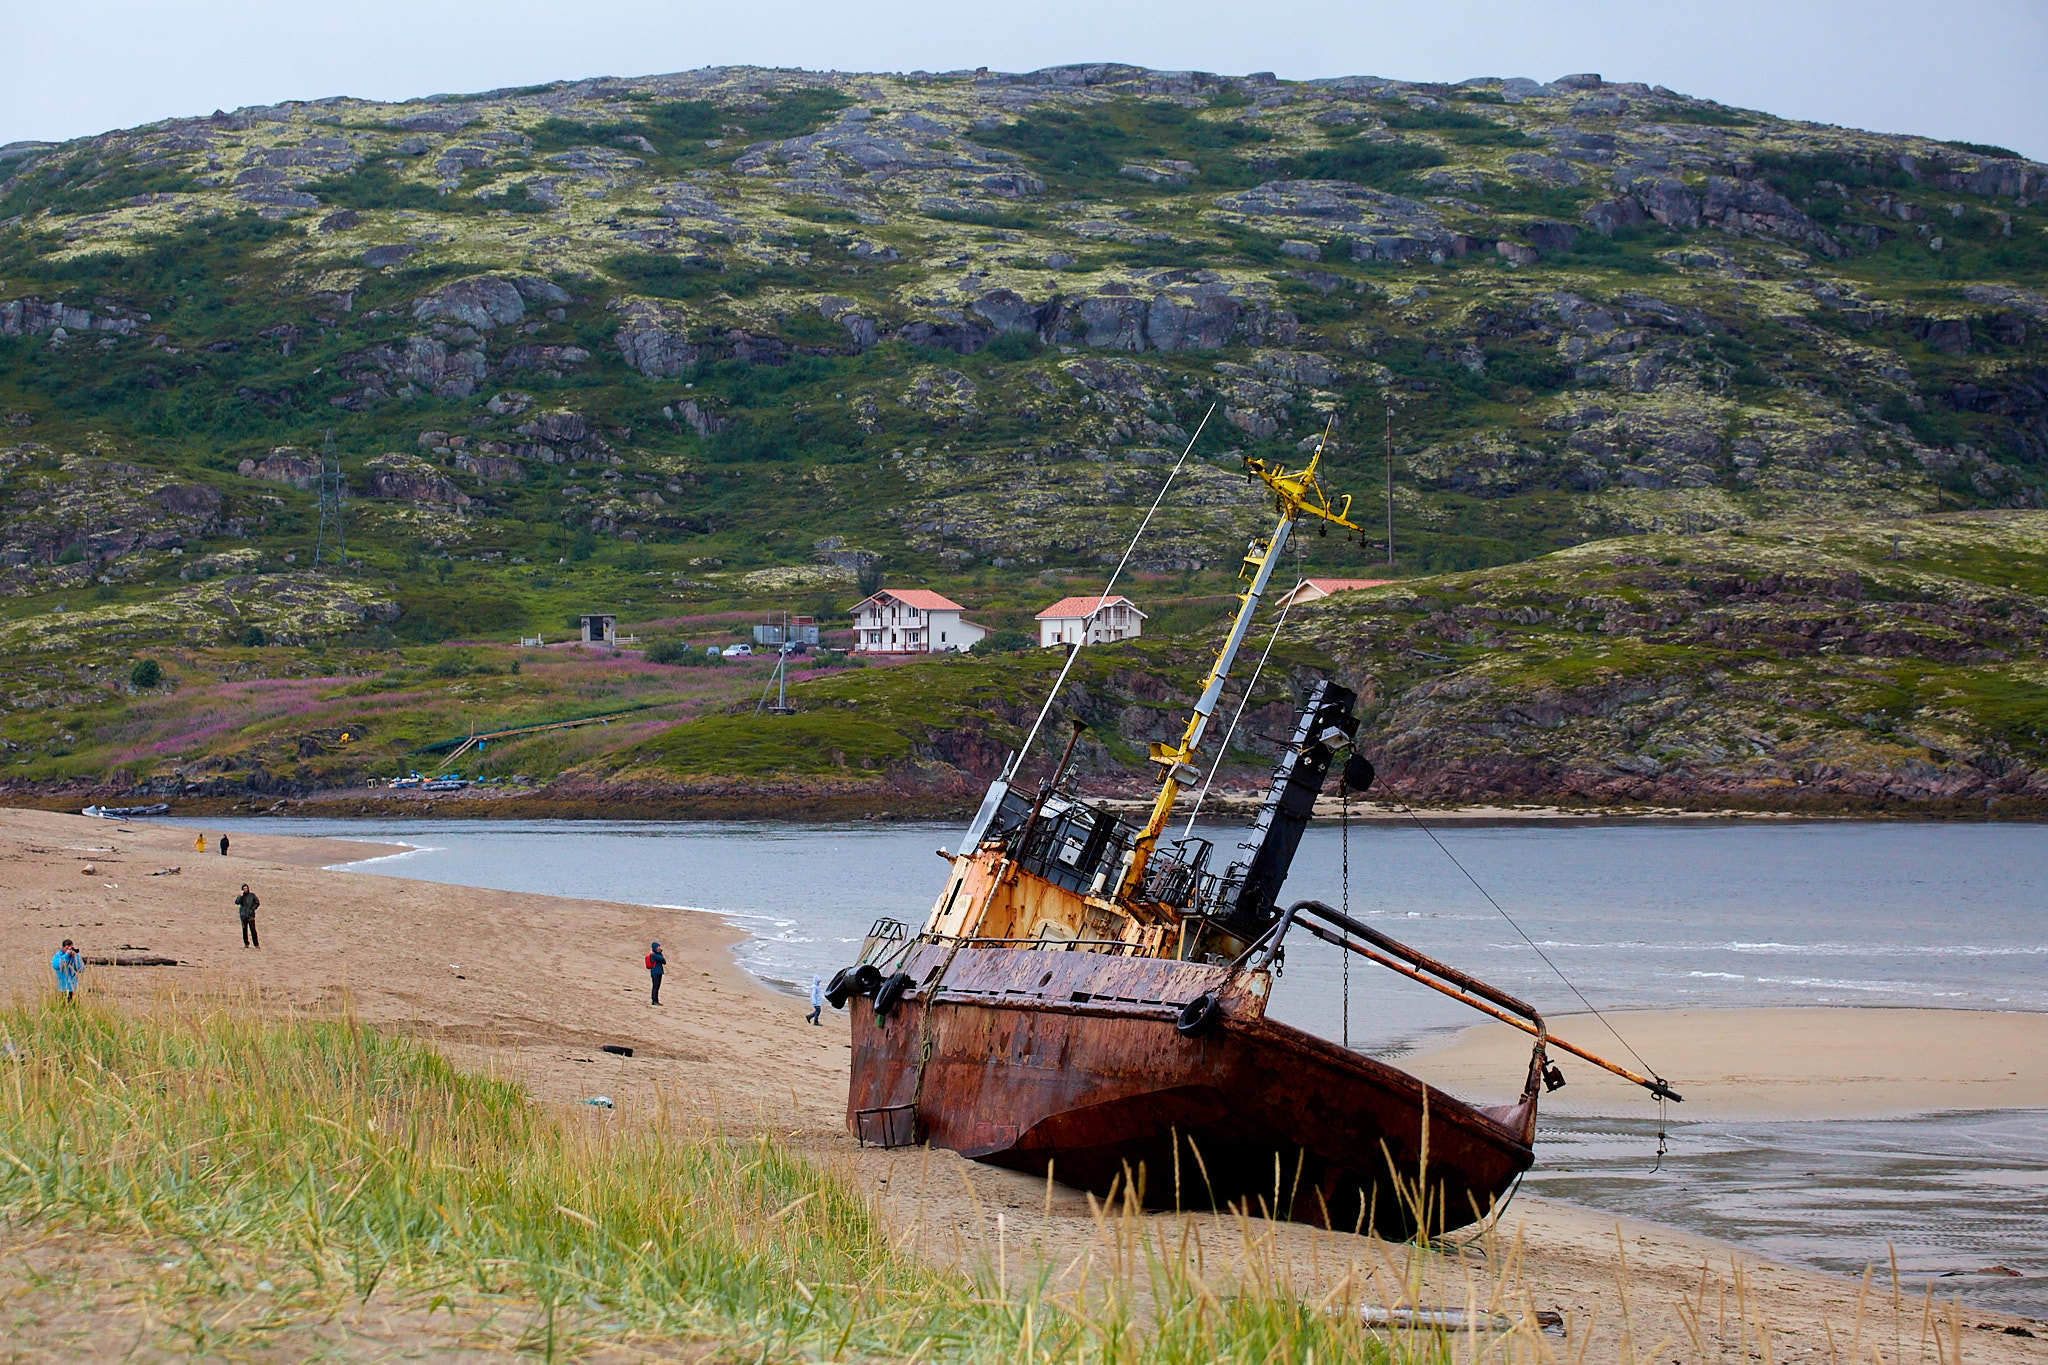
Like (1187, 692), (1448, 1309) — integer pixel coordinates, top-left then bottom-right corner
(1751, 975), (1968, 997)
(1494, 938), (2048, 960)
(1687, 971), (1748, 981)
(1715, 941), (2048, 958)
(324, 842), (433, 869)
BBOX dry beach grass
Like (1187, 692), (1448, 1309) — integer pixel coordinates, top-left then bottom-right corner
(0, 806), (2041, 1361)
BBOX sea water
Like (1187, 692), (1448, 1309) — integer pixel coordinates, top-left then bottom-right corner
(218, 814), (2048, 1313)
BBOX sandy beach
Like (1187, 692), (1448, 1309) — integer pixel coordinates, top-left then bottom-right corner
(1, 805), (2042, 1361)
(1406, 1007), (2048, 1121)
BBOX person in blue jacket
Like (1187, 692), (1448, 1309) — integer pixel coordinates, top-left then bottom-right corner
(646, 941), (665, 1005)
(50, 939), (82, 1002)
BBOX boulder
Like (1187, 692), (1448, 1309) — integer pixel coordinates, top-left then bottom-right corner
(1913, 316), (1974, 356)
(675, 400), (727, 437)
(412, 276), (525, 330)
(363, 453), (472, 506)
(236, 448), (321, 488)
(453, 452), (524, 482)
(1582, 197), (1648, 236)
(1523, 219), (1579, 253)
(966, 288), (1049, 336)
(613, 299), (700, 378)
(1504, 152), (1583, 187)
(362, 244), (418, 268)
(1701, 176), (1843, 257)
(1615, 172), (1700, 229)
(386, 110), (479, 133)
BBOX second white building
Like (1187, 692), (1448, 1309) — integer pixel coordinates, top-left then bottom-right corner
(1035, 594), (1146, 648)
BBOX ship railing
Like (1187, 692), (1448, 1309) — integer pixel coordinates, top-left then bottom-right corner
(1133, 845), (1231, 914)
(918, 932), (1150, 956)
(1256, 900), (1682, 1103)
(1247, 899), (1545, 1032)
(855, 918), (911, 972)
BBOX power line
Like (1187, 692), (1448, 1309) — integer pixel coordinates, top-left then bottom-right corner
(313, 429), (346, 570)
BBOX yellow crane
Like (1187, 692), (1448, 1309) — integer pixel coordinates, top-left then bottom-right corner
(1117, 424), (1361, 901)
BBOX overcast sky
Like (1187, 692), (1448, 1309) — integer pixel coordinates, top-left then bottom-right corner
(8, 0), (2043, 160)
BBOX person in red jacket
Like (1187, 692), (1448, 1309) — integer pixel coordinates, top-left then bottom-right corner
(645, 941), (665, 1005)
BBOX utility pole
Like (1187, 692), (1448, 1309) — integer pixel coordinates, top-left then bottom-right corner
(313, 429), (347, 570)
(1383, 396), (1396, 568)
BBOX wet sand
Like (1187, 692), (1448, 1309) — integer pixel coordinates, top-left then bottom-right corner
(1406, 1007), (2048, 1121)
(2, 806), (2043, 1361)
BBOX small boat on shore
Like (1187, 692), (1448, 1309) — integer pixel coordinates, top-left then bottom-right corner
(81, 803), (171, 819)
(827, 435), (1677, 1238)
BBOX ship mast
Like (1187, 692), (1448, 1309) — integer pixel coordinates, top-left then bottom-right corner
(1117, 425), (1362, 902)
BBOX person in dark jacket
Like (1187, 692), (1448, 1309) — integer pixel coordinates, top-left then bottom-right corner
(219, 834), (230, 857)
(236, 884), (260, 948)
(646, 941), (665, 1005)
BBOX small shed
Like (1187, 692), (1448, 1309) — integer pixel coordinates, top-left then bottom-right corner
(753, 615), (822, 647)
(579, 613), (617, 645)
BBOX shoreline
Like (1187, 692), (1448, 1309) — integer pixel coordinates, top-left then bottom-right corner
(17, 787), (2048, 826)
(2, 805), (2043, 1353)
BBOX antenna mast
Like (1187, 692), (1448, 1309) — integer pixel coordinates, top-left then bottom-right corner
(313, 430), (347, 570)
(1117, 422), (1361, 901)
(1383, 396), (1395, 568)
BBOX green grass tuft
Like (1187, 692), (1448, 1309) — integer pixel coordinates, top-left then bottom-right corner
(0, 997), (1428, 1360)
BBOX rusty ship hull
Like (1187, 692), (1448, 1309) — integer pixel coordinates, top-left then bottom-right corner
(847, 942), (1536, 1238)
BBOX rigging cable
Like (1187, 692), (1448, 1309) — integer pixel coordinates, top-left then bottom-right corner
(1011, 404), (1216, 777)
(1341, 781), (1351, 1051)
(1396, 805), (1667, 1087)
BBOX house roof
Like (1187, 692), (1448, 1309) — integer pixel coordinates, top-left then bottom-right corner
(1290, 577), (1394, 598)
(1034, 594), (1146, 621)
(851, 588), (966, 613)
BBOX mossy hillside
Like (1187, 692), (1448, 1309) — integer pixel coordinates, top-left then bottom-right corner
(583, 636), (1316, 788)
(1292, 511), (2048, 808)
(2, 65), (2046, 807)
(2, 66), (2042, 599)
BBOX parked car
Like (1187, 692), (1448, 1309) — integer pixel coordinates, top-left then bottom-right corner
(722, 643), (753, 657)
(779, 640), (810, 655)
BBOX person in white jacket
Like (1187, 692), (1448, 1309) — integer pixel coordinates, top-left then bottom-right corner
(807, 974), (824, 1025)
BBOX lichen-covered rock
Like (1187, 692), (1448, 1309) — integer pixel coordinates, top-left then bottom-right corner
(362, 453), (473, 506)
(412, 276), (526, 330)
(1, 298), (145, 338)
(613, 298), (701, 378)
(1701, 176), (1842, 257)
(237, 447), (321, 488)
(0, 448), (230, 592)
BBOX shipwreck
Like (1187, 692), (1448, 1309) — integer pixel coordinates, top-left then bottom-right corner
(827, 434), (1678, 1238)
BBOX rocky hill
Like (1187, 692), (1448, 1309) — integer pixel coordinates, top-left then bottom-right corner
(2, 64), (2046, 810)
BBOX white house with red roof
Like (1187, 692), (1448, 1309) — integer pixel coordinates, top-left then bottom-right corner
(850, 589), (987, 654)
(1035, 594), (1147, 648)
(1273, 577), (1394, 610)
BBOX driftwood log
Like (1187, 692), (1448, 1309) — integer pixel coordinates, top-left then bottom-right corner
(82, 954), (180, 967)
